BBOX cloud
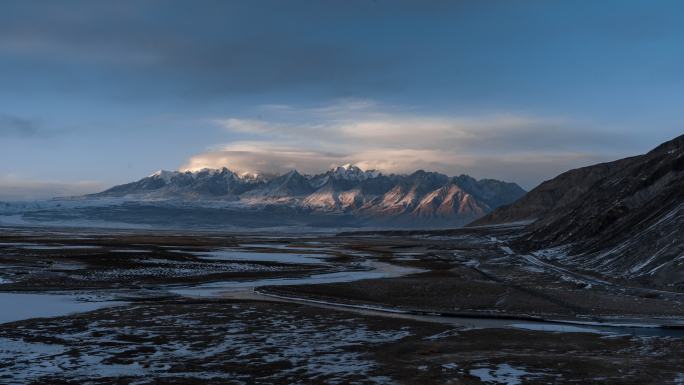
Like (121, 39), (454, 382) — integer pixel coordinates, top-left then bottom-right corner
(0, 2), (395, 99)
(182, 101), (635, 188)
(0, 115), (40, 137)
(215, 118), (273, 134)
(182, 143), (346, 175)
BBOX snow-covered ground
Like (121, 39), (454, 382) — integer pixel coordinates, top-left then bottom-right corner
(0, 302), (410, 384)
(469, 363), (550, 385)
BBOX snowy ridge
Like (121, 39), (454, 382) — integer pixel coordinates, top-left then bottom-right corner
(0, 164), (526, 229)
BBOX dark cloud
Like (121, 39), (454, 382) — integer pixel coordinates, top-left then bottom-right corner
(0, 1), (398, 100)
(0, 0), (682, 108)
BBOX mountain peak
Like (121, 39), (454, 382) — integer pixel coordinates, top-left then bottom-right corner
(282, 169), (301, 178)
(331, 163), (360, 172)
(149, 170), (179, 183)
(329, 163), (381, 181)
(238, 170), (265, 181)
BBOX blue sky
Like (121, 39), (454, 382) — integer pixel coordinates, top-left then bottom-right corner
(0, 0), (682, 198)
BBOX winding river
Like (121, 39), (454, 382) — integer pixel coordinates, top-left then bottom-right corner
(1, 243), (683, 338)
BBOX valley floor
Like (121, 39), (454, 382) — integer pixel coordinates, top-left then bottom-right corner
(0, 225), (683, 384)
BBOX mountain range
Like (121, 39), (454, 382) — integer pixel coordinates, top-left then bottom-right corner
(0, 165), (525, 229)
(472, 134), (684, 288)
(2, 134), (682, 288)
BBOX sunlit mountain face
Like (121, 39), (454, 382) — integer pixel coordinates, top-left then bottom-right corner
(0, 164), (524, 229)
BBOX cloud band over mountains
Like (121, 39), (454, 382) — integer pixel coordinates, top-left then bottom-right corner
(181, 101), (629, 189)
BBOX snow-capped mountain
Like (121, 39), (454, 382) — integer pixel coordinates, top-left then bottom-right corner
(242, 170), (315, 202)
(80, 164), (524, 227)
(98, 167), (267, 199)
(327, 164), (381, 181)
(0, 164), (525, 229)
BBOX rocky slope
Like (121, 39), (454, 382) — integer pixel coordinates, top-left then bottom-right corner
(469, 157), (637, 227)
(471, 134), (684, 287)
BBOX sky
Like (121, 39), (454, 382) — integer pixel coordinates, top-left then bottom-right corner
(1, 0), (683, 199)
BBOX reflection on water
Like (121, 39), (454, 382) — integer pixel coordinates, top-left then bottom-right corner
(186, 249), (330, 265)
(0, 293), (122, 324)
(168, 261), (422, 296)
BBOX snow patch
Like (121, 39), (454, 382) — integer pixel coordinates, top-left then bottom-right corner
(469, 363), (545, 385)
(674, 373), (684, 384)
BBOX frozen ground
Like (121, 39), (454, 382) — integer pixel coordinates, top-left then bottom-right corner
(0, 301), (410, 385)
(1, 226), (684, 384)
(469, 363), (550, 385)
(2, 299), (684, 385)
